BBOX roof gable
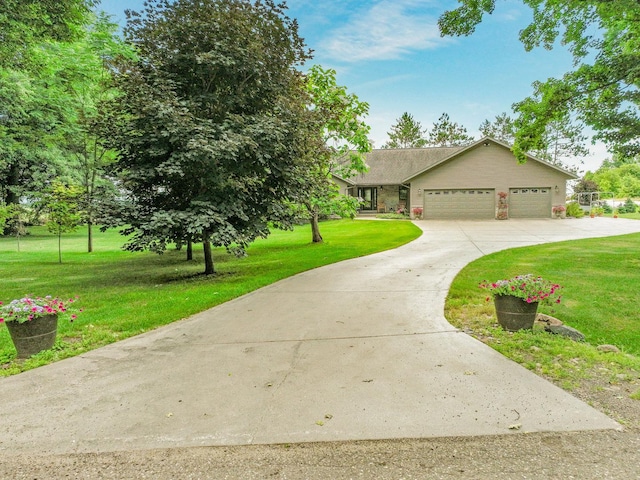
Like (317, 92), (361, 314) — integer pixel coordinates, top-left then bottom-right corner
(404, 137), (579, 181)
(352, 137), (579, 185)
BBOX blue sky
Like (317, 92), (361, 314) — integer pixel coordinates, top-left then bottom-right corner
(98, 0), (604, 172)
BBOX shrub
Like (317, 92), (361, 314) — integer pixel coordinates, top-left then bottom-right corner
(619, 198), (637, 214)
(565, 201), (584, 218)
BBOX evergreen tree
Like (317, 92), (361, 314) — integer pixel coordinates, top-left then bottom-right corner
(383, 112), (427, 148)
(427, 113), (474, 147)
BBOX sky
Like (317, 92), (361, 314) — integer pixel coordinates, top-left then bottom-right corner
(98, 0), (607, 173)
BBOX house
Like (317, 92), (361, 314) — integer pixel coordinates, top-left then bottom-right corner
(338, 137), (578, 219)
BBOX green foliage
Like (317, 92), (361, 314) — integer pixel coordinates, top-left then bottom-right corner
(302, 65), (372, 242)
(619, 198), (637, 214)
(383, 112), (427, 148)
(103, 0), (314, 273)
(0, 220), (421, 372)
(588, 162), (640, 199)
(439, 0), (640, 159)
(39, 182), (83, 263)
(0, 0), (96, 69)
(479, 113), (516, 144)
(565, 201), (584, 217)
(427, 112), (475, 147)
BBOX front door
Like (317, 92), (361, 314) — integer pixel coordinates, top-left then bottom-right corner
(358, 187), (377, 211)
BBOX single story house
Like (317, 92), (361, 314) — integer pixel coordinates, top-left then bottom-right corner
(335, 137), (578, 220)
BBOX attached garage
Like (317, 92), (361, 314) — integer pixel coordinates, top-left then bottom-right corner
(509, 188), (551, 218)
(423, 189), (495, 219)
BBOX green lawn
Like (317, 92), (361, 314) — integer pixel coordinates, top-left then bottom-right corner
(445, 233), (640, 391)
(0, 220), (421, 374)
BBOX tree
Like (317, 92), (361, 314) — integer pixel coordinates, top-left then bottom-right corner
(383, 112), (427, 148)
(535, 114), (588, 169)
(479, 113), (516, 144)
(103, 0), (313, 275)
(480, 111), (587, 170)
(427, 113), (474, 147)
(302, 65), (371, 243)
(55, 14), (136, 252)
(0, 4), (97, 233)
(40, 182), (82, 263)
(439, 0), (640, 160)
(0, 0), (96, 69)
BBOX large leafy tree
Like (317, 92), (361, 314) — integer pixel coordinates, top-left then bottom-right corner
(439, 0), (640, 160)
(302, 65), (371, 243)
(427, 113), (474, 147)
(0, 0), (96, 68)
(0, 0), (96, 233)
(104, 0), (313, 275)
(383, 112), (427, 148)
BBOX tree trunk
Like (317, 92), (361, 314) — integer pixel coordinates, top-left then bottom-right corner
(311, 212), (323, 243)
(87, 220), (93, 253)
(187, 239), (193, 261)
(2, 164), (20, 235)
(202, 232), (214, 274)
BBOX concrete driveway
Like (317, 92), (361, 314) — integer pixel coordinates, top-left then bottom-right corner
(2, 218), (639, 455)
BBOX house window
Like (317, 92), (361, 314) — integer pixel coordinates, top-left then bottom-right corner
(399, 186), (408, 201)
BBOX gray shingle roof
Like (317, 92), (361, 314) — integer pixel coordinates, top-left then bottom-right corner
(353, 146), (464, 185)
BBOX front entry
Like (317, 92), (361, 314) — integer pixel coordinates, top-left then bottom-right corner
(358, 187), (378, 211)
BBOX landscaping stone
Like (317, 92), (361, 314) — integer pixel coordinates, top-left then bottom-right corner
(545, 324), (586, 342)
(597, 344), (621, 353)
(535, 313), (563, 326)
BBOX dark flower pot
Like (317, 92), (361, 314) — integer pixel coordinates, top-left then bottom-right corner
(5, 314), (58, 359)
(493, 295), (538, 332)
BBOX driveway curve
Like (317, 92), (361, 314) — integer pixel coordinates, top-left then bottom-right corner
(2, 218), (640, 455)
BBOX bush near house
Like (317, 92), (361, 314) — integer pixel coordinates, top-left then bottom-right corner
(565, 201), (584, 218)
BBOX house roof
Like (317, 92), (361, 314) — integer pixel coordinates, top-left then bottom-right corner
(351, 145), (464, 185)
(352, 137), (578, 185)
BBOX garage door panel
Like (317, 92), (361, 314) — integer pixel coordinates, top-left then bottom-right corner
(424, 189), (494, 219)
(509, 188), (551, 218)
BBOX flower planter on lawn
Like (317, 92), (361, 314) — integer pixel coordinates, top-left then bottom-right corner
(493, 295), (538, 332)
(5, 314), (58, 359)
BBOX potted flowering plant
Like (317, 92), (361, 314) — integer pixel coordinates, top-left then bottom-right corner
(0, 295), (79, 359)
(479, 275), (561, 331)
(412, 207), (423, 219)
(552, 205), (566, 218)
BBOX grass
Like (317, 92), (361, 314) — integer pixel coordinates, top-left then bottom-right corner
(0, 220), (421, 375)
(445, 233), (640, 391)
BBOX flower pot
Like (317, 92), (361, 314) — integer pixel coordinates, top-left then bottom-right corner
(493, 295), (538, 332)
(5, 314), (58, 359)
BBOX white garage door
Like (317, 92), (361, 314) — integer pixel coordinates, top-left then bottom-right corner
(509, 188), (551, 218)
(423, 189), (495, 219)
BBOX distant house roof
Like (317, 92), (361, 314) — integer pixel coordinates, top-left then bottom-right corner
(351, 137), (578, 185)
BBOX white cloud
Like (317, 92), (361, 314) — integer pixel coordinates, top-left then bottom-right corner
(323, 1), (451, 62)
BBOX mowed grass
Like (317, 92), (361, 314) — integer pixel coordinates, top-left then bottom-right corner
(445, 233), (640, 391)
(1, 220), (421, 375)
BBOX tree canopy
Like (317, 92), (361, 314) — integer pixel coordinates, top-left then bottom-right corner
(480, 111), (587, 170)
(427, 113), (474, 147)
(383, 112), (427, 148)
(439, 0), (640, 159)
(103, 0), (313, 274)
